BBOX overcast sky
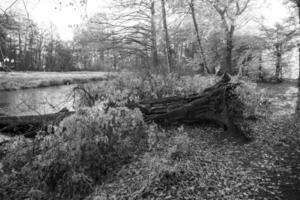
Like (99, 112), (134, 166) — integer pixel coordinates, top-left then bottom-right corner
(0, 0), (293, 41)
(30, 0), (109, 40)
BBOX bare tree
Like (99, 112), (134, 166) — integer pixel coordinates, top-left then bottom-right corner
(82, 0), (160, 70)
(161, 0), (172, 72)
(260, 23), (297, 82)
(286, 0), (300, 86)
(189, 0), (209, 73)
(206, 0), (251, 74)
(0, 0), (20, 15)
(150, 0), (158, 68)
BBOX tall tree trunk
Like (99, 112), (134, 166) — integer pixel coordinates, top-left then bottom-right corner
(38, 36), (43, 70)
(23, 32), (28, 70)
(189, 0), (209, 73)
(18, 31), (22, 70)
(298, 43), (300, 86)
(160, 0), (172, 73)
(100, 50), (104, 61)
(275, 43), (283, 82)
(113, 55), (117, 71)
(298, 5), (300, 87)
(150, 0), (159, 68)
(258, 52), (264, 81)
(225, 27), (234, 74)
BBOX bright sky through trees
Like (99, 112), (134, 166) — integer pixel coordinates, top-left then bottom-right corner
(0, 0), (292, 40)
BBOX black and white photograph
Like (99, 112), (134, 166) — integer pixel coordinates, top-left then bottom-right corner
(0, 0), (300, 199)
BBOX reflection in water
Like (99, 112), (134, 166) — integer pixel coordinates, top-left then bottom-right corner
(0, 85), (76, 116)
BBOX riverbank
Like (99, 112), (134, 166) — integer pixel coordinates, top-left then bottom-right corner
(1, 75), (299, 199)
(0, 71), (115, 91)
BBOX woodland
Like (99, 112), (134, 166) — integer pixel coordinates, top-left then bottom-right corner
(0, 0), (300, 199)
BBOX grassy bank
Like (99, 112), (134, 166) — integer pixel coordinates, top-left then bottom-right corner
(0, 71), (115, 91)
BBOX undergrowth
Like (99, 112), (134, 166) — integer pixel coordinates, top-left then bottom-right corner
(90, 117), (300, 200)
(0, 73), (274, 199)
(0, 106), (148, 199)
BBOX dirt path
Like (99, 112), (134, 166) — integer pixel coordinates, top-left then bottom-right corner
(256, 81), (300, 200)
(257, 81), (299, 116)
(271, 140), (300, 199)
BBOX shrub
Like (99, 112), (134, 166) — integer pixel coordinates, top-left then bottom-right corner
(167, 127), (192, 161)
(39, 105), (147, 182)
(235, 80), (271, 118)
(147, 123), (168, 151)
(0, 105), (148, 199)
(79, 73), (217, 109)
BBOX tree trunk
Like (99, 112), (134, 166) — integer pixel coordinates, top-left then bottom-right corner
(18, 31), (22, 70)
(161, 0), (172, 73)
(133, 73), (250, 142)
(225, 28), (234, 74)
(298, 44), (300, 87)
(38, 36), (43, 70)
(150, 0), (159, 68)
(275, 43), (283, 82)
(298, 5), (300, 87)
(0, 108), (74, 137)
(189, 0), (209, 74)
(258, 53), (264, 81)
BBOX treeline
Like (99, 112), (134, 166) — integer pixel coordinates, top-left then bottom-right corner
(0, 0), (299, 80)
(0, 13), (69, 71)
(72, 0), (299, 80)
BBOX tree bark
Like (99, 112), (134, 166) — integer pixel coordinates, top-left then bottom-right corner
(298, 43), (300, 87)
(275, 43), (283, 82)
(225, 27), (234, 74)
(38, 35), (43, 70)
(0, 108), (74, 137)
(133, 74), (251, 142)
(189, 0), (209, 73)
(150, 0), (159, 68)
(161, 0), (172, 73)
(297, 4), (300, 87)
(18, 31), (23, 70)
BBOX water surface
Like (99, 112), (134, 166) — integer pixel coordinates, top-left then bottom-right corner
(0, 84), (76, 116)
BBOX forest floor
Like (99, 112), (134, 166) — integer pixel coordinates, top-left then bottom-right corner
(90, 81), (300, 200)
(0, 71), (115, 91)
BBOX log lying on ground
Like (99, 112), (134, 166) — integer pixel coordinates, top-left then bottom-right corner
(0, 74), (250, 142)
(0, 108), (74, 137)
(135, 74), (251, 142)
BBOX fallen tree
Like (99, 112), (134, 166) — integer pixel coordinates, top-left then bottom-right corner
(0, 108), (74, 137)
(131, 73), (251, 142)
(0, 74), (251, 142)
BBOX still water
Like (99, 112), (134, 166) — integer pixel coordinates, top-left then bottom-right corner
(0, 84), (76, 116)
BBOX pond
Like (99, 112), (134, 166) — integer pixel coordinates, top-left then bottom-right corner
(0, 84), (77, 116)
(0, 82), (100, 142)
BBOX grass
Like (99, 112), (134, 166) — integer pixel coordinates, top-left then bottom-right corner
(0, 71), (116, 91)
